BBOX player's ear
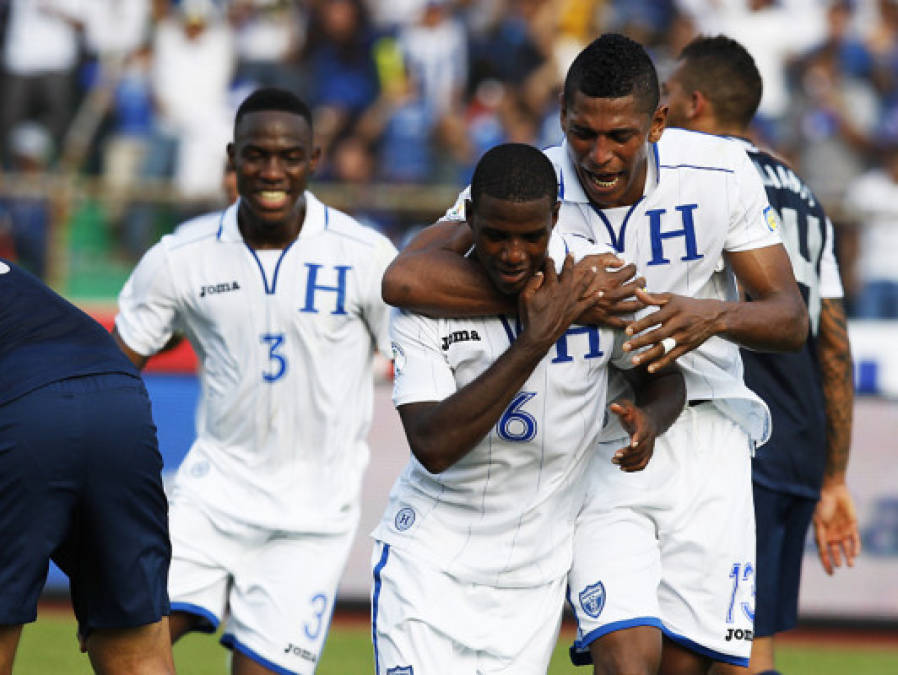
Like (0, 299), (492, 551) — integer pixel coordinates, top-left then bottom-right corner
(226, 142), (235, 164)
(692, 89), (709, 120)
(309, 145), (322, 173)
(649, 105), (667, 143)
(464, 199), (475, 232)
(550, 200), (560, 229)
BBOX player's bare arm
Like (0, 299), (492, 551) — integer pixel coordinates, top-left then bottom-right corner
(813, 297), (860, 574)
(112, 327), (149, 370)
(397, 255), (599, 473)
(622, 243), (808, 372)
(608, 364), (685, 472)
(382, 219), (645, 325)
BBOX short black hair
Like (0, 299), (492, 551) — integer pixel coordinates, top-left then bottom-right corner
(678, 36), (763, 129)
(234, 87), (313, 138)
(470, 143), (558, 211)
(563, 33), (659, 114)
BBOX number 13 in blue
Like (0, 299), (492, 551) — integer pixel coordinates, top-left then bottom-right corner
(727, 562), (755, 623)
(261, 333), (287, 382)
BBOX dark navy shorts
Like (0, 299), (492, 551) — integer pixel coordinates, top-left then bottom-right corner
(0, 372), (171, 634)
(752, 481), (817, 637)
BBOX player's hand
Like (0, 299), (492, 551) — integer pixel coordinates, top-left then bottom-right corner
(813, 481), (861, 575)
(519, 255), (600, 350)
(623, 288), (726, 373)
(573, 253), (646, 328)
(608, 399), (658, 472)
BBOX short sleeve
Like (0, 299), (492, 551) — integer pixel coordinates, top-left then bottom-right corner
(363, 232), (400, 355)
(115, 241), (181, 357)
(725, 149), (783, 253)
(819, 217), (844, 300)
(390, 309), (457, 407)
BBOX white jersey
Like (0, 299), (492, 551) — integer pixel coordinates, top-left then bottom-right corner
(116, 193), (397, 533)
(445, 129), (780, 444)
(372, 233), (633, 588)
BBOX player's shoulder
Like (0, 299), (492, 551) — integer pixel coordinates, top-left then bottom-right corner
(657, 127), (749, 173)
(313, 194), (397, 255)
(541, 143), (566, 177)
(160, 209), (226, 251)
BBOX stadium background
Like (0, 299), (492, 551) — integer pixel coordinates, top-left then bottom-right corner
(2, 0), (897, 631)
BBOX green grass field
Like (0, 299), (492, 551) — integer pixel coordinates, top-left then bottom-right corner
(14, 614), (898, 674)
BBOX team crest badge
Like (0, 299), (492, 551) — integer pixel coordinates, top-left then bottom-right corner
(763, 206), (780, 232)
(394, 507), (416, 531)
(386, 667), (414, 675)
(391, 342), (406, 375)
(579, 581), (606, 618)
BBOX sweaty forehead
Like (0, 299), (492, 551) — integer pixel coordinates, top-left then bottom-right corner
(235, 110), (311, 144)
(567, 93), (651, 129)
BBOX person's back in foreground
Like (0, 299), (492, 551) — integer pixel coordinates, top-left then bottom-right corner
(0, 259), (174, 675)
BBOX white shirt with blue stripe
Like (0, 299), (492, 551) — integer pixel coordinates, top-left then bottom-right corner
(116, 193), (397, 533)
(445, 128), (782, 445)
(372, 233), (633, 588)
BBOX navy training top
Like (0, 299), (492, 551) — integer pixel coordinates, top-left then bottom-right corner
(737, 143), (829, 499)
(0, 258), (139, 407)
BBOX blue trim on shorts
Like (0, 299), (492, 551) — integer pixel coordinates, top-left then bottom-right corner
(661, 625), (749, 667)
(220, 633), (298, 675)
(573, 616), (663, 650)
(170, 602), (219, 633)
(371, 543), (391, 675)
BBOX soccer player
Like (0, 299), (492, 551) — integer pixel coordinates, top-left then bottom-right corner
(0, 259), (173, 675)
(381, 34), (809, 675)
(371, 142), (685, 675)
(664, 35), (860, 675)
(113, 88), (397, 674)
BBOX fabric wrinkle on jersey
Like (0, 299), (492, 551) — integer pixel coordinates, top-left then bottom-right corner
(372, 232), (635, 590)
(116, 193), (398, 534)
(728, 136), (845, 499)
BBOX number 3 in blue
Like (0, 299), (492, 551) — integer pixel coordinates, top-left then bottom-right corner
(304, 593), (328, 640)
(497, 391), (538, 442)
(261, 333), (287, 382)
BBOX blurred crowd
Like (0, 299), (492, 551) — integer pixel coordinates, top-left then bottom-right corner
(2, 0), (898, 317)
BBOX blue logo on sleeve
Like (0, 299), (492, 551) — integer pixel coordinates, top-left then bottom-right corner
(387, 667), (414, 675)
(394, 507), (416, 531)
(579, 581), (606, 618)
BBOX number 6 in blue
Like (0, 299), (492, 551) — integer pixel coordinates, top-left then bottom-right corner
(261, 333), (287, 382)
(497, 391), (538, 442)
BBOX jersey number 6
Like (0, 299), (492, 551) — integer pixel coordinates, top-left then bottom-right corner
(497, 391), (538, 442)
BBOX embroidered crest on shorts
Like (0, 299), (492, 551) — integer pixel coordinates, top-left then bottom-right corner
(394, 507), (416, 531)
(579, 581), (606, 618)
(386, 667), (414, 675)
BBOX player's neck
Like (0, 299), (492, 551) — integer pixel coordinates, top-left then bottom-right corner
(237, 201), (305, 250)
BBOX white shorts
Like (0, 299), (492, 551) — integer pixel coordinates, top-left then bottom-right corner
(168, 492), (356, 674)
(371, 541), (565, 675)
(568, 403), (756, 666)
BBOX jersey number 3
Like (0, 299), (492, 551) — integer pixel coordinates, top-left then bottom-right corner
(261, 333), (287, 382)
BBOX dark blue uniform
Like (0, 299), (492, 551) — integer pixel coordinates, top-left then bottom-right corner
(733, 140), (834, 637)
(0, 259), (170, 635)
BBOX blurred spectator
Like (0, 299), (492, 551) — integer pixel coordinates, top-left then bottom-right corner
(787, 39), (878, 209)
(842, 145), (898, 318)
(303, 0), (380, 157)
(0, 0), (85, 164)
(229, 0), (306, 93)
(398, 0), (467, 117)
(0, 122), (54, 277)
(150, 0), (235, 198)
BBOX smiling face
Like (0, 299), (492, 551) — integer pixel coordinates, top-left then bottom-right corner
(228, 110), (320, 244)
(561, 90), (666, 209)
(467, 193), (558, 296)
